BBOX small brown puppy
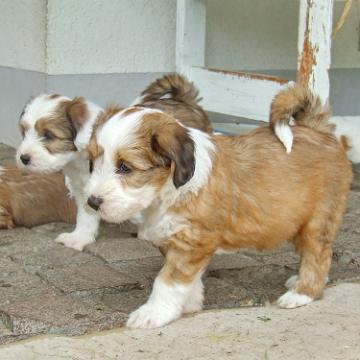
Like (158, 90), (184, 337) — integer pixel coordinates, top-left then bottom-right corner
(85, 84), (352, 329)
(0, 166), (76, 229)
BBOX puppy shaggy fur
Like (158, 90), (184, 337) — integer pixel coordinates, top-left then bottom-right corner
(85, 85), (352, 329)
(0, 166), (76, 229)
(270, 84), (360, 164)
(133, 73), (212, 133)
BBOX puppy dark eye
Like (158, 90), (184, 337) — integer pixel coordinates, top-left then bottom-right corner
(89, 160), (94, 173)
(44, 130), (55, 141)
(116, 162), (131, 174)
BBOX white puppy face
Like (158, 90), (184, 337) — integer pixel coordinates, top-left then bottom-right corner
(16, 94), (93, 173)
(85, 107), (196, 223)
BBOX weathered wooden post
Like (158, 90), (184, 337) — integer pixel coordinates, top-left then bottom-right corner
(297, 0), (334, 104)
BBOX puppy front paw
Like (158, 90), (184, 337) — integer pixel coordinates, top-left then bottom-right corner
(55, 232), (95, 251)
(127, 302), (181, 329)
(277, 290), (313, 309)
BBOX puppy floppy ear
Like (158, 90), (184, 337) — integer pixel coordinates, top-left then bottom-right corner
(151, 122), (195, 188)
(66, 97), (89, 133)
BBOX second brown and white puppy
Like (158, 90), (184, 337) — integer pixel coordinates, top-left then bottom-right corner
(84, 86), (352, 329)
(16, 94), (103, 250)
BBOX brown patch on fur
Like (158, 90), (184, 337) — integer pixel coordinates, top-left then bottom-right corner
(35, 110), (77, 154)
(92, 105), (124, 134)
(33, 97), (93, 154)
(137, 74), (212, 133)
(148, 113), (195, 188)
(0, 166), (76, 228)
(87, 141), (104, 161)
(0, 181), (14, 229)
(87, 105), (124, 160)
(340, 135), (351, 152)
(122, 107), (140, 117)
(19, 122), (29, 137)
(111, 112), (195, 191)
(48, 93), (61, 99)
(66, 97), (89, 132)
(270, 84), (334, 135)
(114, 146), (170, 191)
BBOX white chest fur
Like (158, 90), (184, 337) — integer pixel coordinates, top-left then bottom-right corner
(136, 207), (189, 247)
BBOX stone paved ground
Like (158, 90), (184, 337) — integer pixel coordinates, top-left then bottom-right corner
(0, 144), (359, 345)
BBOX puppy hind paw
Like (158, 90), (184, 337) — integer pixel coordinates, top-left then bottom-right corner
(277, 290), (313, 309)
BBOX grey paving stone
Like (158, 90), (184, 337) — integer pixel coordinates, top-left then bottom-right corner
(209, 252), (260, 270)
(0, 258), (57, 307)
(111, 256), (164, 287)
(0, 294), (127, 338)
(38, 264), (140, 293)
(98, 222), (137, 237)
(87, 236), (160, 262)
(0, 227), (37, 245)
(205, 264), (294, 308)
(3, 238), (100, 269)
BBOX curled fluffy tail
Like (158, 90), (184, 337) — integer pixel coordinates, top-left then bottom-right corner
(270, 84), (333, 153)
(138, 73), (201, 106)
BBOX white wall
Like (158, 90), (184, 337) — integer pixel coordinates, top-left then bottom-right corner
(1, 0), (357, 75)
(45, 0), (360, 75)
(46, 0), (176, 74)
(0, 0), (46, 72)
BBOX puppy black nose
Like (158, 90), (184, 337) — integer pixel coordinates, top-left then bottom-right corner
(87, 195), (103, 211)
(20, 154), (31, 165)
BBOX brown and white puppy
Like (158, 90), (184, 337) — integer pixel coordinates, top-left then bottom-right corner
(16, 74), (210, 250)
(0, 166), (76, 229)
(16, 94), (103, 250)
(84, 85), (352, 329)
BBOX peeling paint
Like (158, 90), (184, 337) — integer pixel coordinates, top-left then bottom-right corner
(297, 0), (333, 103)
(298, 37), (318, 87)
(205, 67), (289, 85)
